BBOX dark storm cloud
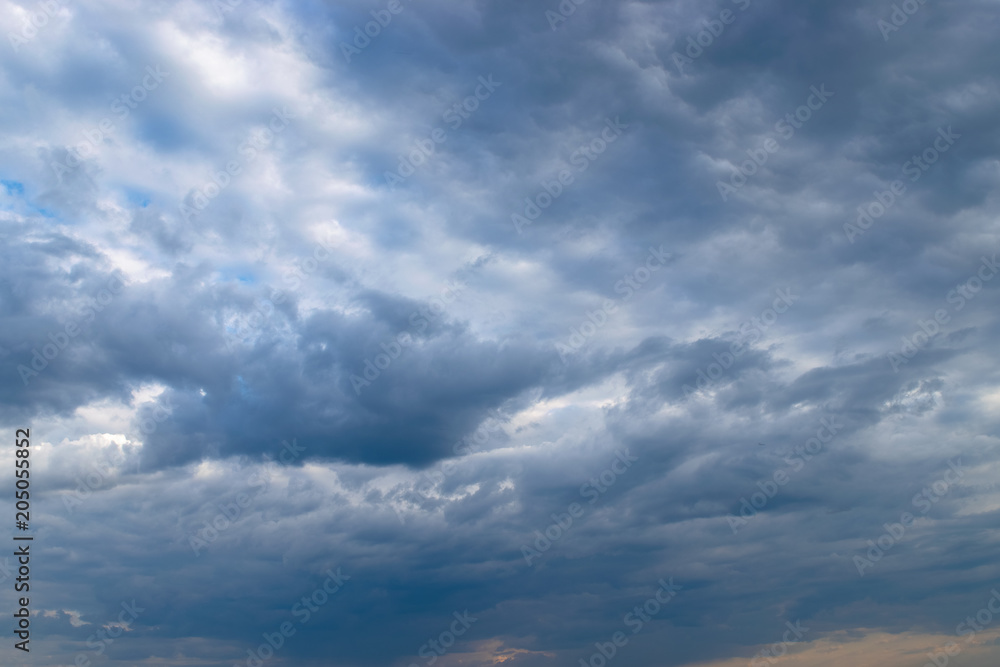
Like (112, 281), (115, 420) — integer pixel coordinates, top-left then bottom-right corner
(2, 0), (1000, 666)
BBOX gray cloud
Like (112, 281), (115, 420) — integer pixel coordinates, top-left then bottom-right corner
(2, 0), (1000, 665)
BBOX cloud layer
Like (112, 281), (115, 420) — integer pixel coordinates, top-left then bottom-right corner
(1, 0), (1000, 665)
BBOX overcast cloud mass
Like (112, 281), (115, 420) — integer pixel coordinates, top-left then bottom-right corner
(1, 0), (1000, 665)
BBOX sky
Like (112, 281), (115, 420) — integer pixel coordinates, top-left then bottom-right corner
(1, 0), (1000, 666)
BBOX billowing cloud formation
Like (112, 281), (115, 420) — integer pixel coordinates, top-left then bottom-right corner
(1, 0), (1000, 665)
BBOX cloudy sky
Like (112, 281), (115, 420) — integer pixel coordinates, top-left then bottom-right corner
(1, 0), (1000, 665)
